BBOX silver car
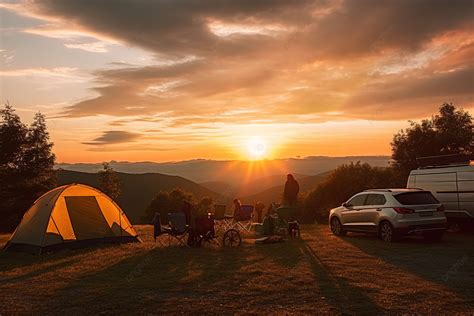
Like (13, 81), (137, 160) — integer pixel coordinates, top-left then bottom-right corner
(329, 189), (447, 242)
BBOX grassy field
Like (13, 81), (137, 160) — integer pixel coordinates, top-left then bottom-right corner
(1, 225), (473, 314)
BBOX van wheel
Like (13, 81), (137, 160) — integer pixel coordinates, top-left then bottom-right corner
(424, 232), (443, 242)
(379, 221), (398, 242)
(330, 217), (346, 236)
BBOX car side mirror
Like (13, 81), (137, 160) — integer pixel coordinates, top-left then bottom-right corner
(342, 202), (352, 208)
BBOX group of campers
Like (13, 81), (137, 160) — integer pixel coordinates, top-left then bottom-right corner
(151, 174), (300, 245)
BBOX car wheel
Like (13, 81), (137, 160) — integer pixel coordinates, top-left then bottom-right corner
(330, 217), (346, 236)
(379, 221), (397, 242)
(424, 232), (444, 242)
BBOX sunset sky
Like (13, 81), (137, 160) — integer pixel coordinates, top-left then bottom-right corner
(0, 0), (472, 163)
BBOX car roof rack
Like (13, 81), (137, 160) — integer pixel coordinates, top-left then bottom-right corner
(416, 154), (473, 169)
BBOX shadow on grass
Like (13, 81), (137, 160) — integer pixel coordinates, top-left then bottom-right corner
(299, 242), (386, 314)
(0, 244), (118, 274)
(341, 232), (474, 299)
(44, 245), (256, 313)
(36, 238), (384, 314)
(254, 238), (305, 268)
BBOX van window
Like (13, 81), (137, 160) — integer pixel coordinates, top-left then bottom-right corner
(365, 194), (386, 206)
(394, 192), (439, 205)
(347, 194), (367, 207)
(415, 173), (456, 182)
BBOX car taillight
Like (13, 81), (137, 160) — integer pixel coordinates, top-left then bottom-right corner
(437, 205), (445, 212)
(393, 207), (415, 214)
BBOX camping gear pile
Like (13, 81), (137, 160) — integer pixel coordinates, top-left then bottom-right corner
(255, 205), (300, 238)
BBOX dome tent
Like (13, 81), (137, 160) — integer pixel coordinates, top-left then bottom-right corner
(4, 184), (140, 254)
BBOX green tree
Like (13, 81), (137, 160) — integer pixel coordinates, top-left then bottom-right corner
(0, 104), (56, 231)
(144, 188), (194, 222)
(98, 162), (122, 199)
(391, 103), (473, 177)
(23, 112), (56, 192)
(0, 102), (27, 173)
(303, 162), (401, 224)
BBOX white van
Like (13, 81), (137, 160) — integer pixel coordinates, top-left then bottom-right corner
(407, 164), (474, 222)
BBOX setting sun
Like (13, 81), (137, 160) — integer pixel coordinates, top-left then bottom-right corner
(247, 137), (267, 159)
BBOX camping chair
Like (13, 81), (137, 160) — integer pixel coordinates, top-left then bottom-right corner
(195, 217), (221, 247)
(162, 212), (190, 247)
(276, 206), (300, 238)
(213, 204), (233, 232)
(151, 212), (168, 246)
(233, 204), (254, 233)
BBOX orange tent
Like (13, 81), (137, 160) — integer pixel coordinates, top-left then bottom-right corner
(4, 184), (140, 254)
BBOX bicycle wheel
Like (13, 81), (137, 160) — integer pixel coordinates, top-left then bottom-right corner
(223, 229), (242, 247)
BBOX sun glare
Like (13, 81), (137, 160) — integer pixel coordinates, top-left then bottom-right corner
(247, 137), (267, 159)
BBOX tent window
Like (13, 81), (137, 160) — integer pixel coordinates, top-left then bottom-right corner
(65, 196), (113, 240)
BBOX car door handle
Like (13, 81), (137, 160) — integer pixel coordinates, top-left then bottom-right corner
(376, 208), (382, 211)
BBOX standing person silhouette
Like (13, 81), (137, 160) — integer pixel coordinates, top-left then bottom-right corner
(283, 174), (299, 207)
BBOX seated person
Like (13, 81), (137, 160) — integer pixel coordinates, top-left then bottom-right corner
(266, 202), (279, 216)
(254, 201), (265, 223)
(181, 200), (193, 226)
(233, 198), (244, 221)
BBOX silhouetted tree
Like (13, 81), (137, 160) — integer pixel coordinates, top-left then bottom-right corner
(0, 102), (27, 172)
(98, 162), (121, 199)
(23, 112), (56, 193)
(144, 188), (194, 222)
(391, 103), (473, 177)
(303, 162), (401, 224)
(0, 104), (56, 231)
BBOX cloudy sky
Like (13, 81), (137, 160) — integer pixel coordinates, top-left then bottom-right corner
(0, 0), (472, 163)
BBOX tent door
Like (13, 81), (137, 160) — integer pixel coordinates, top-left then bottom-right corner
(65, 196), (114, 240)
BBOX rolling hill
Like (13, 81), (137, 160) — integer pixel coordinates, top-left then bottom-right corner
(200, 173), (310, 198)
(57, 170), (224, 223)
(242, 171), (331, 206)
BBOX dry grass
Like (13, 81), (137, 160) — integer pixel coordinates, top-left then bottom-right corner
(0, 225), (473, 314)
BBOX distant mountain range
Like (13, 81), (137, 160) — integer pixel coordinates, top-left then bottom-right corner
(200, 173), (309, 198)
(57, 156), (390, 184)
(242, 172), (331, 206)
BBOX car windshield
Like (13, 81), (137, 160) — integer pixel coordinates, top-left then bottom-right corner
(394, 192), (439, 205)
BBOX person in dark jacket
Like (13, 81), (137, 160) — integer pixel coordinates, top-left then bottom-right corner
(283, 174), (299, 206)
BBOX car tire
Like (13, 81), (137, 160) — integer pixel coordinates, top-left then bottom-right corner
(379, 221), (398, 242)
(424, 232), (444, 242)
(330, 217), (346, 236)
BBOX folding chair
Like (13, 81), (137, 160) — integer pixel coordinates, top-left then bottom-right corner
(151, 212), (168, 246)
(213, 204), (233, 233)
(162, 212), (190, 247)
(234, 205), (254, 233)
